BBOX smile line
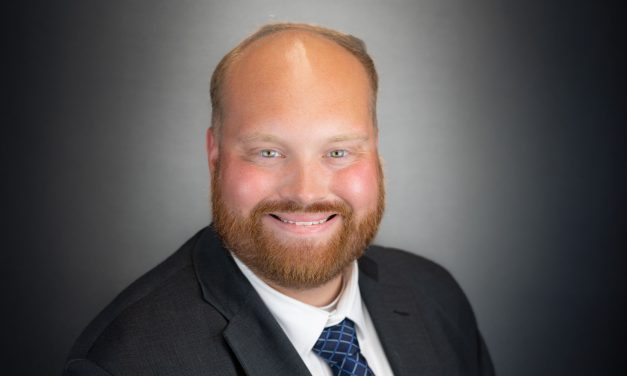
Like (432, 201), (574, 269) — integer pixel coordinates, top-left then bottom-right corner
(270, 214), (337, 226)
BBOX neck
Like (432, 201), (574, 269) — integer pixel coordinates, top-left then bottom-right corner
(266, 273), (344, 307)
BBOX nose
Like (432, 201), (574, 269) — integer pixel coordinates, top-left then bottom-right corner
(278, 159), (330, 206)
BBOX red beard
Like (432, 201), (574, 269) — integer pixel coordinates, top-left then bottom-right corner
(211, 160), (385, 289)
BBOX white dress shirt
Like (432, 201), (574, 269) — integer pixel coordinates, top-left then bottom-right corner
(232, 256), (395, 376)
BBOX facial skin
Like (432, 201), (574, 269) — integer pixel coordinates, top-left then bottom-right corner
(207, 32), (384, 306)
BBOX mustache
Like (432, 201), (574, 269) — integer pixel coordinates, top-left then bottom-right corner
(251, 200), (352, 217)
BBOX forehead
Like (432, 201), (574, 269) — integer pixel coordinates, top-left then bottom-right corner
(226, 30), (369, 86)
(219, 31), (373, 134)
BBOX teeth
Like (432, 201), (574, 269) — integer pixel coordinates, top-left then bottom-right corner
(279, 217), (329, 226)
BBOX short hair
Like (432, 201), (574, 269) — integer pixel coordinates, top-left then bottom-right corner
(210, 22), (379, 137)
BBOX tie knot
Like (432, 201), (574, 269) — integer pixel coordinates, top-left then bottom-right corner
(313, 319), (375, 376)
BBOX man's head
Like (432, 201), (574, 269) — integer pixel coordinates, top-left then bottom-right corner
(207, 23), (384, 290)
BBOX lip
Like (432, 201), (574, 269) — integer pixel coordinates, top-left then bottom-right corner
(263, 212), (340, 236)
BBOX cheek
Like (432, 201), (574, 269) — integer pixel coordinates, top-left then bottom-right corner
(332, 161), (380, 212)
(218, 158), (276, 213)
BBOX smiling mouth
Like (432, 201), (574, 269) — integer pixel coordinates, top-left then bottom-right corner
(269, 214), (338, 226)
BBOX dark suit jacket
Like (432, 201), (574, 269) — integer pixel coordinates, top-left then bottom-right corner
(64, 226), (494, 375)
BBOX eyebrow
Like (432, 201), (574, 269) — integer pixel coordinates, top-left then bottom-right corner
(326, 134), (370, 143)
(239, 133), (370, 143)
(238, 133), (283, 143)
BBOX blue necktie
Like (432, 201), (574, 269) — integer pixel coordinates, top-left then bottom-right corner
(313, 318), (376, 376)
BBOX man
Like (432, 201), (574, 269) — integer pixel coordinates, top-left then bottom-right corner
(65, 23), (494, 376)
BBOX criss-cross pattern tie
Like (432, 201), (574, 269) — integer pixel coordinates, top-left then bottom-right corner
(313, 318), (375, 376)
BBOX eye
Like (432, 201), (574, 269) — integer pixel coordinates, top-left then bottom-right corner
(328, 149), (348, 158)
(259, 149), (282, 158)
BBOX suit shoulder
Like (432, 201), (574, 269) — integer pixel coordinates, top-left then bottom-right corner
(65, 228), (242, 374)
(365, 244), (456, 284)
(67, 229), (206, 361)
(363, 245), (474, 322)
(362, 245), (495, 374)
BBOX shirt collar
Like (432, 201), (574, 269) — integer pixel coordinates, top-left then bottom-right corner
(232, 255), (367, 358)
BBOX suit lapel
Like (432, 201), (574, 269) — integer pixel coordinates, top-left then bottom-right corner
(193, 227), (311, 376)
(222, 293), (312, 376)
(359, 254), (443, 376)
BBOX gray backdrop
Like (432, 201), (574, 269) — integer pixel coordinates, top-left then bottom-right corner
(5, 0), (625, 375)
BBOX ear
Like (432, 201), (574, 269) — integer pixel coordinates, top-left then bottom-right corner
(372, 125), (380, 151)
(206, 127), (219, 174)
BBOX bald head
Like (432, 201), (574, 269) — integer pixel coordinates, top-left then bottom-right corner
(210, 23), (378, 137)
